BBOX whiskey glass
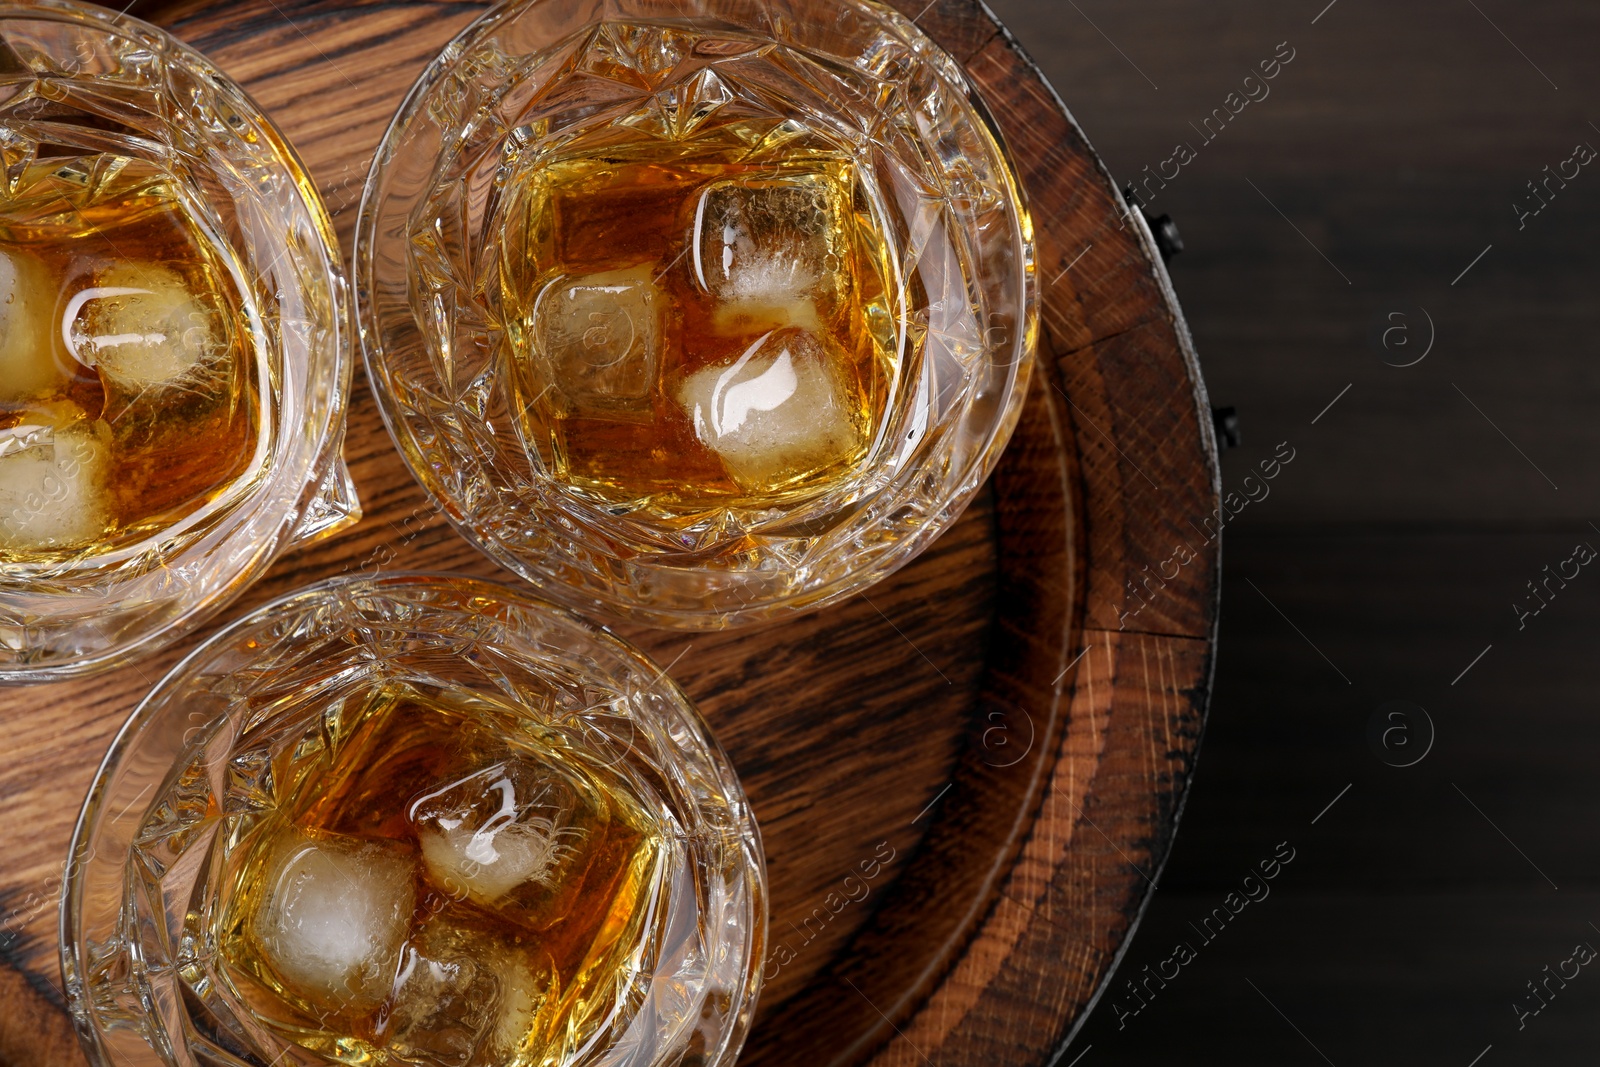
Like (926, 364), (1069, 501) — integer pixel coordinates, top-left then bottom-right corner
(0, 0), (358, 682)
(357, 0), (1037, 628)
(62, 572), (766, 1067)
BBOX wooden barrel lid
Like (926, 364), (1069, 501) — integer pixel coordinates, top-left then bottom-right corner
(0, 1), (1219, 1064)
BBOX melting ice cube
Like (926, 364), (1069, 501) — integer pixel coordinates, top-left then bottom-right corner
(0, 418), (108, 553)
(65, 263), (224, 389)
(490, 951), (549, 1059)
(533, 264), (661, 411)
(0, 248), (65, 403)
(249, 829), (416, 1014)
(384, 911), (553, 1067)
(693, 173), (843, 314)
(676, 328), (863, 491)
(413, 761), (590, 913)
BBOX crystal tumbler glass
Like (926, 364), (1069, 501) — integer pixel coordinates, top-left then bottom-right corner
(0, 0), (358, 682)
(62, 572), (765, 1067)
(357, 0), (1037, 628)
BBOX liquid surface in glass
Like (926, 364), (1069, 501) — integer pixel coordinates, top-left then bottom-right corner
(495, 131), (904, 514)
(214, 685), (663, 1066)
(0, 153), (261, 561)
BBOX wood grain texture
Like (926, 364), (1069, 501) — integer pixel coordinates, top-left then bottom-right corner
(0, 1), (1218, 1064)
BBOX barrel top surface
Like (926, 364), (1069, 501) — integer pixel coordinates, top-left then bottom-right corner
(0, 2), (1219, 1065)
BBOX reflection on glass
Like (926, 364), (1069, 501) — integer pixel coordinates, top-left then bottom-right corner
(63, 575), (766, 1067)
(360, 0), (1038, 628)
(0, 0), (358, 682)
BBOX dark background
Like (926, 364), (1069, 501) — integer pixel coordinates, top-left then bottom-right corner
(980, 1), (1600, 1064)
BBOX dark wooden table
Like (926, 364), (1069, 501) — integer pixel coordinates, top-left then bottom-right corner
(983, 0), (1600, 1063)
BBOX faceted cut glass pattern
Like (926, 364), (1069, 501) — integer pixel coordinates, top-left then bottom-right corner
(0, 0), (357, 681)
(358, 0), (1037, 628)
(63, 575), (765, 1067)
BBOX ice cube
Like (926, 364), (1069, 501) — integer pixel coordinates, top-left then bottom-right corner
(693, 173), (844, 310)
(65, 262), (224, 389)
(0, 248), (65, 403)
(249, 829), (416, 1014)
(0, 417), (108, 553)
(676, 327), (864, 491)
(385, 925), (499, 1065)
(708, 296), (820, 337)
(413, 761), (590, 913)
(533, 264), (661, 411)
(489, 951), (549, 1060)
(383, 911), (554, 1067)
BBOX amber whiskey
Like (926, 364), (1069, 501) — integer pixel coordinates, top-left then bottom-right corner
(494, 133), (904, 514)
(0, 153), (260, 559)
(214, 685), (662, 1066)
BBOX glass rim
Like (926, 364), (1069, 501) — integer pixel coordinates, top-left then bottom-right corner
(0, 0), (357, 681)
(60, 568), (766, 1067)
(354, 0), (1039, 627)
